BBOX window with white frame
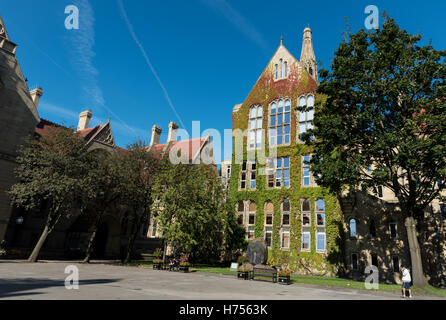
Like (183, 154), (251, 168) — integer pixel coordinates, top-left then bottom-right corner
(281, 230), (290, 249)
(298, 95), (315, 142)
(301, 231), (310, 251)
(269, 99), (291, 146)
(315, 199), (325, 226)
(302, 155), (314, 187)
(316, 232), (326, 251)
(266, 157), (290, 188)
(248, 105), (263, 149)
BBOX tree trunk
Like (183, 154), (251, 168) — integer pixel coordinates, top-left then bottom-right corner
(124, 217), (140, 264)
(162, 241), (168, 264)
(83, 213), (103, 263)
(405, 216), (427, 288)
(27, 225), (50, 263)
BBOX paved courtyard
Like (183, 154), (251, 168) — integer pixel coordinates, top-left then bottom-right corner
(0, 261), (438, 300)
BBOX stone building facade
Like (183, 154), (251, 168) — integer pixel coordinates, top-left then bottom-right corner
(229, 27), (446, 284)
(0, 16), (40, 242)
(229, 29), (344, 276)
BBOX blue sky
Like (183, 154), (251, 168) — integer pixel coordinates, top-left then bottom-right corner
(1, 0), (445, 163)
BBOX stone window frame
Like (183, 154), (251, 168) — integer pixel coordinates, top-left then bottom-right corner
(266, 156), (291, 189)
(265, 228), (273, 249)
(281, 200), (291, 226)
(248, 201), (256, 226)
(316, 231), (326, 252)
(301, 231), (311, 252)
(274, 58), (289, 81)
(301, 198), (311, 227)
(248, 105), (263, 150)
(239, 160), (257, 191)
(281, 229), (290, 250)
(297, 94), (315, 143)
(268, 98), (292, 147)
(236, 200), (245, 226)
(315, 199), (325, 227)
(302, 154), (316, 188)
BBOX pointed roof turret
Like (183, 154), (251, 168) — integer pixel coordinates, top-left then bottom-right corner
(300, 27), (318, 83)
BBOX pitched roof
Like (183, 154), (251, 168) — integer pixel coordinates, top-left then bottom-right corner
(35, 118), (106, 143)
(148, 137), (208, 161)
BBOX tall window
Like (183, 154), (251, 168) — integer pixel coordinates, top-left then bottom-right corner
(301, 232), (310, 251)
(237, 201), (244, 225)
(298, 95), (315, 142)
(301, 199), (311, 226)
(274, 60), (288, 80)
(349, 218), (357, 238)
(284, 61), (288, 77)
(264, 201), (273, 248)
(389, 222), (397, 238)
(249, 105), (263, 149)
(316, 199), (325, 226)
(275, 64), (278, 80)
(240, 161), (256, 190)
(281, 230), (290, 249)
(280, 59), (283, 78)
(269, 99), (291, 146)
(248, 202), (256, 226)
(371, 254), (378, 267)
(282, 200), (290, 226)
(266, 157), (290, 188)
(302, 155), (314, 187)
(265, 230), (272, 248)
(316, 232), (326, 251)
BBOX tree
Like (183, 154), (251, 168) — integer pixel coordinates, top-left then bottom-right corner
(119, 141), (163, 264)
(8, 126), (93, 262)
(81, 149), (122, 263)
(152, 163), (233, 264)
(303, 17), (445, 287)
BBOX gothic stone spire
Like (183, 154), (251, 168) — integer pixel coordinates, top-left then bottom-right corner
(300, 27), (318, 83)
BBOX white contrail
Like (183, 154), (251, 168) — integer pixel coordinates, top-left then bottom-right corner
(117, 0), (185, 129)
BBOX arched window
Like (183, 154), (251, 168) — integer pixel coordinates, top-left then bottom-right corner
(249, 105), (263, 149)
(280, 59), (283, 78)
(349, 218), (357, 238)
(284, 61), (288, 77)
(298, 95), (315, 142)
(302, 199), (311, 226)
(351, 253), (359, 270)
(275, 64), (278, 80)
(264, 201), (274, 248)
(269, 99), (291, 146)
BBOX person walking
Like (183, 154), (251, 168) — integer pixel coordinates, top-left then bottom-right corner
(401, 266), (413, 298)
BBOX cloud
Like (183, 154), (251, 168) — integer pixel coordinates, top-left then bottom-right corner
(117, 0), (185, 129)
(201, 0), (268, 51)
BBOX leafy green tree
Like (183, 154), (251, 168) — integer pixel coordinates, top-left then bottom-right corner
(152, 163), (237, 264)
(8, 126), (94, 262)
(303, 17), (445, 287)
(119, 141), (163, 264)
(81, 149), (122, 263)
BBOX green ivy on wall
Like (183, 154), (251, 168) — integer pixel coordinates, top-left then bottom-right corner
(228, 59), (344, 276)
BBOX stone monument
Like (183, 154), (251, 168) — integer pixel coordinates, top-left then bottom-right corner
(246, 238), (268, 265)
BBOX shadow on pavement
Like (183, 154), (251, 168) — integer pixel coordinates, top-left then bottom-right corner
(0, 278), (121, 299)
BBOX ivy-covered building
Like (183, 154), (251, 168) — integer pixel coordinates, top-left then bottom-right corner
(229, 28), (344, 276)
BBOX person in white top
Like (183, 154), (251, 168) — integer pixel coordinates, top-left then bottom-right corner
(401, 266), (413, 298)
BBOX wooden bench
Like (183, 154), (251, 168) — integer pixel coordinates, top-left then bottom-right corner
(252, 266), (277, 283)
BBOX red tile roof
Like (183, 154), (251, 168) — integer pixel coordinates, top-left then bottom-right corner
(35, 118), (105, 142)
(148, 137), (208, 161)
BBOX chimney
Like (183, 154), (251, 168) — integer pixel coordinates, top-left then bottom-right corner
(167, 122), (179, 143)
(29, 87), (43, 109)
(150, 125), (162, 146)
(77, 110), (93, 131)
